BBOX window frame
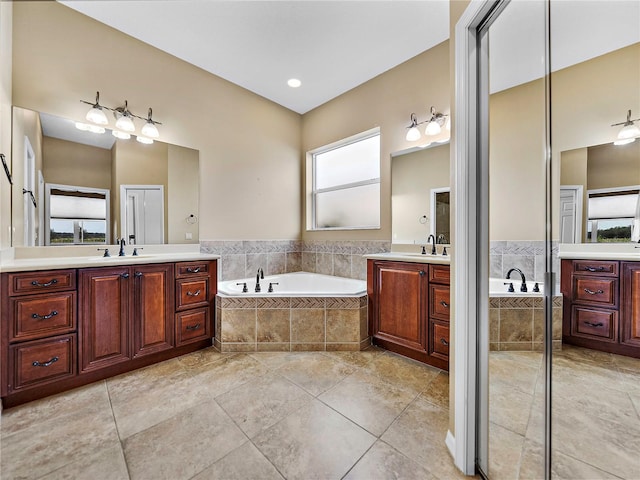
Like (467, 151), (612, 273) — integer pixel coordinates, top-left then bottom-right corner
(308, 128), (381, 231)
(586, 185), (640, 243)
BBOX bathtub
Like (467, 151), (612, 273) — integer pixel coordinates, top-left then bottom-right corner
(218, 272), (366, 297)
(489, 277), (544, 297)
(215, 272), (369, 353)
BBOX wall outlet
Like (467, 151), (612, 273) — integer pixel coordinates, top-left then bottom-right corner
(185, 232), (192, 240)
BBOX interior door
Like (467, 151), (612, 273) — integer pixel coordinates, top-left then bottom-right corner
(559, 186), (581, 243)
(121, 185), (164, 245)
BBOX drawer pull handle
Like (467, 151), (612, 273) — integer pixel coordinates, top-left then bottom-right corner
(186, 290), (201, 297)
(440, 338), (449, 346)
(186, 323), (202, 331)
(31, 310), (58, 320)
(584, 288), (604, 295)
(32, 356), (59, 368)
(186, 267), (201, 273)
(583, 266), (606, 272)
(584, 321), (604, 328)
(440, 301), (449, 308)
(121, 273), (130, 279)
(31, 279), (58, 287)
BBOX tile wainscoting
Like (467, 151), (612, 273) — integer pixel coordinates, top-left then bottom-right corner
(200, 240), (391, 281)
(490, 240), (559, 284)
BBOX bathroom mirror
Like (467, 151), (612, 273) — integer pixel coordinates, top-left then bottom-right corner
(390, 142), (450, 246)
(555, 35), (640, 245)
(11, 106), (200, 247)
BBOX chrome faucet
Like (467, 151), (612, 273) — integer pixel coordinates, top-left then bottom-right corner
(255, 268), (264, 292)
(119, 238), (126, 257)
(427, 234), (437, 255)
(506, 268), (527, 292)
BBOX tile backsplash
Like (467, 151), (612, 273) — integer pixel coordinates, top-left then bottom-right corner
(490, 240), (559, 284)
(200, 240), (390, 281)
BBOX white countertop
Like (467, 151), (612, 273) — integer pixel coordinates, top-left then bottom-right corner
(0, 245), (220, 273)
(364, 252), (451, 265)
(558, 243), (640, 261)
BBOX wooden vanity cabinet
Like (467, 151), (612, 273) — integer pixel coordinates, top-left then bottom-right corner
(561, 258), (640, 358)
(1, 259), (217, 408)
(368, 260), (450, 370)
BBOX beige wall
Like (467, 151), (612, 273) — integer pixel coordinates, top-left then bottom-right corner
(587, 141), (640, 191)
(12, 2), (301, 242)
(0, 2), (12, 249)
(301, 41), (451, 242)
(489, 78), (547, 241)
(42, 137), (111, 190)
(168, 144), (199, 244)
(392, 144), (450, 244)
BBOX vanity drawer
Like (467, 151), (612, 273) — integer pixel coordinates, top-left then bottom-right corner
(572, 260), (618, 277)
(9, 292), (76, 342)
(9, 334), (76, 391)
(429, 265), (450, 284)
(572, 276), (618, 307)
(571, 306), (617, 342)
(175, 261), (210, 279)
(176, 278), (209, 310)
(430, 321), (450, 357)
(8, 269), (76, 296)
(429, 284), (451, 320)
(175, 307), (210, 346)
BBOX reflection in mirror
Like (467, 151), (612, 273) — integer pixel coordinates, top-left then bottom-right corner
(560, 141), (640, 243)
(391, 142), (450, 246)
(11, 107), (200, 247)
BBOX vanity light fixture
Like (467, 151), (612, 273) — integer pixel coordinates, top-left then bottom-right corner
(140, 108), (159, 138)
(136, 136), (153, 145)
(84, 92), (109, 125)
(112, 130), (131, 140)
(81, 91), (162, 139)
(612, 110), (640, 145)
(75, 122), (106, 134)
(404, 106), (449, 141)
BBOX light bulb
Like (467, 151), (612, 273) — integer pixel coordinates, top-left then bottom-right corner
(115, 114), (135, 132)
(141, 121), (159, 138)
(614, 138), (635, 146)
(112, 130), (131, 140)
(618, 122), (640, 140)
(406, 127), (421, 142)
(425, 120), (441, 136)
(136, 136), (153, 144)
(86, 107), (108, 125)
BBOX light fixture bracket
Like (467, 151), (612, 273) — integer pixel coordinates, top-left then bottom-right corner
(80, 91), (163, 133)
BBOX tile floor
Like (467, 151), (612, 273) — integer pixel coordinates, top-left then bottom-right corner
(1, 347), (466, 480)
(489, 345), (640, 480)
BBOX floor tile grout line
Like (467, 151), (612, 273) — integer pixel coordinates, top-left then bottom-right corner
(105, 379), (133, 480)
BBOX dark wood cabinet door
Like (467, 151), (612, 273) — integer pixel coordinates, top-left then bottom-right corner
(132, 264), (174, 358)
(79, 267), (131, 373)
(372, 261), (428, 357)
(621, 262), (640, 348)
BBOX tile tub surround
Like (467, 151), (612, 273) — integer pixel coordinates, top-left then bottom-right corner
(490, 240), (559, 284)
(215, 295), (370, 352)
(200, 240), (391, 281)
(490, 295), (563, 351)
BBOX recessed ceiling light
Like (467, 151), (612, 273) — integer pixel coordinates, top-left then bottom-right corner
(287, 78), (301, 88)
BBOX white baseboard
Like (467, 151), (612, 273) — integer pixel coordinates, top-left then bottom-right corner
(445, 429), (456, 460)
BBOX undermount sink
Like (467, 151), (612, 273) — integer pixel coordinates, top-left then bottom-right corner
(89, 254), (155, 261)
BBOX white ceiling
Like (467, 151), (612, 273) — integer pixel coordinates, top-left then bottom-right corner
(40, 112), (116, 150)
(60, 1), (450, 114)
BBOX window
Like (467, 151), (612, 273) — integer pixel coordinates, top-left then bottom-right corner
(46, 184), (110, 245)
(309, 129), (380, 230)
(586, 186), (640, 243)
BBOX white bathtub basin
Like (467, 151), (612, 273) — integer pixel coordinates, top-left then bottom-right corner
(218, 272), (366, 297)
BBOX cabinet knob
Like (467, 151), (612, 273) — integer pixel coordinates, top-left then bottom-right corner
(135, 272), (143, 278)
(419, 270), (426, 276)
(121, 273), (130, 279)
